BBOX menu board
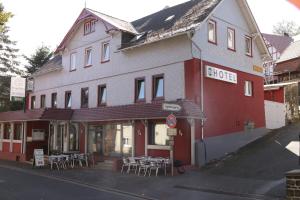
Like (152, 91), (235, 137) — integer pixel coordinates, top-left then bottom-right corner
(34, 149), (45, 167)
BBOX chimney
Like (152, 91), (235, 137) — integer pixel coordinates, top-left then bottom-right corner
(283, 32), (290, 37)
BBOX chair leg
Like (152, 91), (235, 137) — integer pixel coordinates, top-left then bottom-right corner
(127, 165), (131, 174)
(121, 165), (124, 173)
(138, 167), (141, 176)
(156, 168), (159, 176)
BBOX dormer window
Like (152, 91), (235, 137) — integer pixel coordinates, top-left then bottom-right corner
(84, 20), (96, 35)
(101, 42), (110, 63)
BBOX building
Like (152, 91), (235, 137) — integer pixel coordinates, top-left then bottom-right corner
(262, 33), (293, 84)
(0, 0), (269, 167)
(275, 40), (300, 82)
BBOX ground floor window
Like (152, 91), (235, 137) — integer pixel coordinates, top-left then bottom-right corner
(69, 123), (79, 151)
(14, 123), (22, 140)
(88, 124), (133, 157)
(3, 123), (11, 139)
(148, 123), (170, 146)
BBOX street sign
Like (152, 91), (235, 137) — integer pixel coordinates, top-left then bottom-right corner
(167, 128), (177, 136)
(10, 77), (26, 100)
(162, 103), (182, 112)
(166, 114), (177, 128)
(33, 149), (45, 167)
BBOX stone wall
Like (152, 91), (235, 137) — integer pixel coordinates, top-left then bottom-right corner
(286, 169), (300, 199)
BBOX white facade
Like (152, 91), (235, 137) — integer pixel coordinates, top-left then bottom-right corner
(29, 0), (266, 110)
(264, 100), (286, 129)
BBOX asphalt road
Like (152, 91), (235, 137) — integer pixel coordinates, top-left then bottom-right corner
(0, 166), (144, 200)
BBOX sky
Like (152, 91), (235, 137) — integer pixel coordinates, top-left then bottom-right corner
(2, 0), (300, 67)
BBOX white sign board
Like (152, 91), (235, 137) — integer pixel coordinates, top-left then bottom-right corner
(32, 129), (45, 141)
(162, 103), (182, 112)
(10, 77), (26, 100)
(205, 65), (237, 84)
(167, 128), (177, 136)
(34, 149), (45, 167)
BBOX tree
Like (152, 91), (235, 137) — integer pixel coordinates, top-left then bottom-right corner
(273, 20), (300, 37)
(24, 46), (53, 74)
(0, 3), (21, 75)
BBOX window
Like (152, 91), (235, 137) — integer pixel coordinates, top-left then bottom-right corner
(81, 88), (89, 108)
(69, 123), (79, 151)
(85, 48), (92, 67)
(70, 52), (77, 71)
(98, 85), (107, 106)
(101, 42), (110, 63)
(245, 36), (252, 56)
(208, 20), (217, 44)
(244, 81), (253, 97)
(3, 123), (11, 140)
(227, 28), (235, 51)
(153, 75), (164, 99)
(14, 123), (22, 140)
(65, 91), (72, 109)
(84, 20), (96, 35)
(31, 96), (36, 109)
(135, 78), (145, 102)
(40, 95), (46, 108)
(148, 123), (170, 146)
(51, 93), (57, 108)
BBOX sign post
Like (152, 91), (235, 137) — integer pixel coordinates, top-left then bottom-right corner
(33, 149), (45, 168)
(166, 114), (178, 176)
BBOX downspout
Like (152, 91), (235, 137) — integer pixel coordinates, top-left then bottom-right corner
(187, 30), (207, 163)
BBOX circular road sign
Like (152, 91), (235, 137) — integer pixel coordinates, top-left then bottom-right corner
(166, 114), (177, 128)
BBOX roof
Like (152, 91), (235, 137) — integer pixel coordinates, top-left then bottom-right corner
(262, 33), (293, 54)
(31, 55), (63, 77)
(86, 8), (137, 34)
(0, 108), (73, 122)
(121, 0), (222, 49)
(72, 100), (205, 122)
(277, 40), (300, 63)
(0, 100), (204, 122)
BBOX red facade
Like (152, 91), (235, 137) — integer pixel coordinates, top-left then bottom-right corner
(264, 88), (284, 103)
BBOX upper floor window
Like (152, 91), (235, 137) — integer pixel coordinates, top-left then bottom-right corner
(51, 93), (57, 108)
(153, 74), (164, 100)
(70, 52), (77, 71)
(135, 78), (145, 102)
(31, 96), (36, 109)
(65, 91), (72, 109)
(81, 88), (89, 108)
(97, 85), (107, 106)
(101, 42), (110, 63)
(40, 95), (46, 108)
(227, 28), (235, 51)
(208, 20), (217, 44)
(245, 36), (252, 57)
(84, 20), (96, 35)
(244, 81), (253, 97)
(85, 48), (92, 67)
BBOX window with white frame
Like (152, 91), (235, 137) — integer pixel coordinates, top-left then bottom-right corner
(148, 123), (170, 146)
(85, 48), (92, 67)
(84, 20), (96, 35)
(245, 36), (252, 56)
(244, 81), (253, 97)
(101, 42), (110, 63)
(208, 20), (217, 44)
(227, 28), (235, 51)
(70, 52), (77, 71)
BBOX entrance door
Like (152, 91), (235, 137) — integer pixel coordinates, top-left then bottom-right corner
(88, 126), (103, 156)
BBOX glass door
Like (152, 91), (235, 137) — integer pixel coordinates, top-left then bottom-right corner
(88, 126), (103, 155)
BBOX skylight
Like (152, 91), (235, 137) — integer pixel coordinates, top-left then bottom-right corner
(165, 15), (175, 22)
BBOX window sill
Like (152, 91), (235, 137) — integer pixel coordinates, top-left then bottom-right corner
(135, 99), (146, 104)
(147, 145), (171, 150)
(69, 69), (77, 72)
(246, 53), (253, 58)
(84, 65), (92, 68)
(152, 97), (164, 102)
(228, 48), (236, 52)
(2, 139), (10, 142)
(13, 140), (22, 143)
(208, 40), (217, 45)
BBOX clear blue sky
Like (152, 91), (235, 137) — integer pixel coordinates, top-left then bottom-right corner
(2, 0), (300, 67)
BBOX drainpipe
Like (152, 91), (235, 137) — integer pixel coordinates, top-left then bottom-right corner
(187, 30), (207, 163)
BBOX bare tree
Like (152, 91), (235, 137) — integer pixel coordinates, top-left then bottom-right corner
(273, 20), (300, 36)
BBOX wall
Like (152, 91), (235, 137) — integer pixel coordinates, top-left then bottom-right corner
(264, 100), (286, 129)
(264, 88), (284, 103)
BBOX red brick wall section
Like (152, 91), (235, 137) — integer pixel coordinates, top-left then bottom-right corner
(184, 58), (266, 138)
(2, 142), (10, 152)
(79, 123), (86, 153)
(134, 121), (145, 156)
(173, 119), (191, 165)
(12, 143), (21, 153)
(264, 88), (284, 103)
(0, 152), (26, 162)
(26, 121), (49, 160)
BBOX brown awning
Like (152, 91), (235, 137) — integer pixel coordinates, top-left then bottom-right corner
(71, 100), (205, 122)
(0, 100), (204, 123)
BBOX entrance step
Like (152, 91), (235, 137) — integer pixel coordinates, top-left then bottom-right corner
(94, 160), (114, 171)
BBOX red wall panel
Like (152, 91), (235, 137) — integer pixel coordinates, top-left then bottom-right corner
(264, 88), (284, 103)
(13, 143), (21, 153)
(134, 121), (145, 156)
(2, 142), (10, 152)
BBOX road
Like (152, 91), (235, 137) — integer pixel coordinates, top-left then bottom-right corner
(0, 166), (145, 200)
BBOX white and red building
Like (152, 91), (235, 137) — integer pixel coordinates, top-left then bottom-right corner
(0, 0), (270, 167)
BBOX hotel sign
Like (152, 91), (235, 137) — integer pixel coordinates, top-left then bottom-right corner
(205, 66), (237, 84)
